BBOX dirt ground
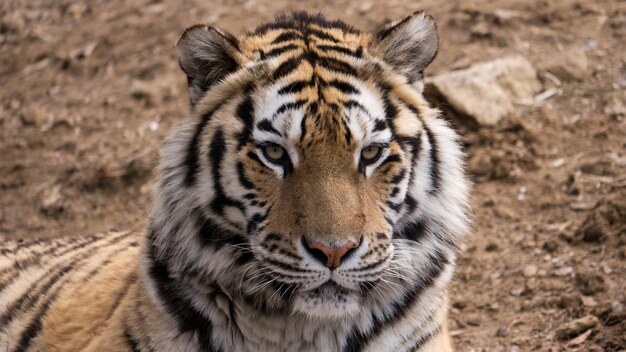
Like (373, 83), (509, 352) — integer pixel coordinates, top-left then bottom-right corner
(1, 0), (625, 350)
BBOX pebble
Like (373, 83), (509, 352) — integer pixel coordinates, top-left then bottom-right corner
(555, 315), (599, 340)
(523, 264), (538, 277)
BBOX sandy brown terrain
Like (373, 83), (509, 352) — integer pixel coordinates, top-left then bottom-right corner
(1, 0), (625, 350)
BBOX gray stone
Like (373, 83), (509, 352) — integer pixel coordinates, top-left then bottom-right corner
(426, 56), (542, 126)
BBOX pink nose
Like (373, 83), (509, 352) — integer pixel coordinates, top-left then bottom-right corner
(304, 240), (360, 269)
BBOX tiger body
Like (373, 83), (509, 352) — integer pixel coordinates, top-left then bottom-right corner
(1, 12), (469, 352)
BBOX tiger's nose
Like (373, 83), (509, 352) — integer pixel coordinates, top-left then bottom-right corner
(302, 237), (362, 269)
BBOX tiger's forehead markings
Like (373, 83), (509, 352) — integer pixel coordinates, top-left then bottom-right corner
(241, 20), (387, 153)
(240, 14), (376, 145)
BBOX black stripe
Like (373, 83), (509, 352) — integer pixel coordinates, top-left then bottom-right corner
(13, 286), (62, 352)
(0, 235), (101, 291)
(328, 80), (359, 94)
(316, 44), (361, 57)
(272, 55), (303, 80)
(271, 31), (303, 44)
(386, 201), (403, 212)
(277, 79), (314, 95)
(403, 325), (442, 352)
(373, 119), (388, 132)
(404, 195), (418, 214)
(246, 151), (265, 167)
(393, 219), (427, 242)
(11, 234), (134, 351)
(423, 126), (441, 193)
(185, 107), (221, 185)
(236, 162), (255, 190)
(342, 250), (449, 352)
(0, 232), (130, 328)
(256, 119), (281, 136)
(147, 239), (222, 352)
(317, 57), (357, 75)
(308, 28), (340, 43)
(390, 169), (406, 184)
(274, 99), (307, 117)
(264, 43), (300, 58)
(208, 129), (245, 216)
(124, 323), (142, 352)
(236, 94), (255, 149)
(194, 213), (253, 264)
(246, 212), (268, 234)
(379, 154), (402, 169)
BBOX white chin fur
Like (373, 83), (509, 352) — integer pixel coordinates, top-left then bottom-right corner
(292, 284), (362, 319)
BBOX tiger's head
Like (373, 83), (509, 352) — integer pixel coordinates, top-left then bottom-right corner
(149, 12), (469, 320)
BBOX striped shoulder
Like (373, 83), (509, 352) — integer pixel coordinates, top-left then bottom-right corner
(0, 231), (142, 352)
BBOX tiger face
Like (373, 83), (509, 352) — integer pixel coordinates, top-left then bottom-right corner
(153, 12), (468, 321)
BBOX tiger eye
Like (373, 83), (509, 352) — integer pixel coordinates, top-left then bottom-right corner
(263, 144), (286, 162)
(361, 146), (382, 163)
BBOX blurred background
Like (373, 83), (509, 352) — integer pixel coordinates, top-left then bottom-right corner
(0, 0), (624, 350)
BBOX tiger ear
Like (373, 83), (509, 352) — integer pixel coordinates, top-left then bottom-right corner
(371, 11), (439, 89)
(177, 25), (242, 108)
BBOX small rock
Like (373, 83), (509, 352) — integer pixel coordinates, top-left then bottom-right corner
(604, 97), (625, 118)
(466, 319), (481, 327)
(575, 271), (607, 295)
(494, 206), (515, 220)
(495, 327), (508, 337)
(581, 296), (597, 307)
(20, 106), (47, 126)
(543, 47), (589, 82)
(555, 315), (599, 340)
(485, 242), (499, 252)
(426, 56), (542, 126)
(523, 264), (538, 277)
(40, 185), (66, 217)
(569, 200), (598, 211)
(452, 301), (467, 310)
(574, 215), (606, 243)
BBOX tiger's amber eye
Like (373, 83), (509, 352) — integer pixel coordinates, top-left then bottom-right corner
(263, 144), (286, 162)
(361, 146), (382, 163)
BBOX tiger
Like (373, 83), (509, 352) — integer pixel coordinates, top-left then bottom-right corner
(0, 11), (470, 352)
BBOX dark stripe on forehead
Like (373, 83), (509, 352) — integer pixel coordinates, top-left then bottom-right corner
(257, 119), (282, 136)
(307, 28), (341, 43)
(272, 55), (304, 80)
(318, 56), (358, 76)
(264, 43), (300, 59)
(271, 31), (303, 44)
(277, 79), (314, 95)
(274, 99), (307, 117)
(316, 44), (362, 58)
(328, 80), (359, 95)
(373, 119), (388, 132)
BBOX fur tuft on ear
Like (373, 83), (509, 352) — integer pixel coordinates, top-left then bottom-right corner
(177, 25), (242, 108)
(371, 11), (439, 88)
